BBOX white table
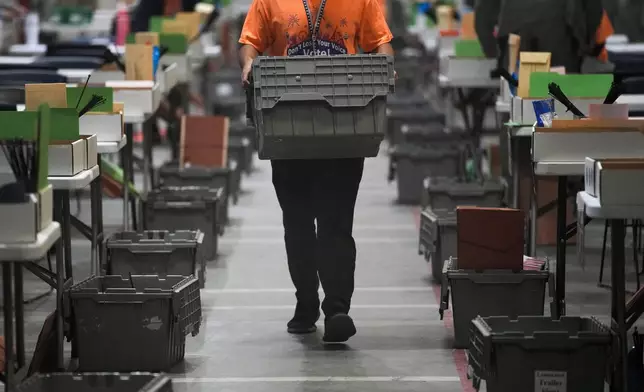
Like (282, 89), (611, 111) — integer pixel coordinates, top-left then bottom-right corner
(0, 222), (63, 391)
(616, 94), (644, 112)
(49, 165), (99, 190)
(97, 135), (127, 154)
(577, 191), (644, 392)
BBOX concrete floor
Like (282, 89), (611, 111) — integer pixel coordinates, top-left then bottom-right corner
(2, 143), (643, 392)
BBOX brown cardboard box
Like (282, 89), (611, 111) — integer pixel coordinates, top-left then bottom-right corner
(460, 13), (476, 39)
(25, 83), (68, 110)
(517, 52), (551, 98)
(456, 207), (524, 270)
(180, 115), (229, 168)
(125, 44), (154, 81)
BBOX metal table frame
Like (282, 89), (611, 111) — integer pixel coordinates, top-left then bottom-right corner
(0, 223), (64, 392)
(577, 191), (644, 392)
(49, 166), (101, 277)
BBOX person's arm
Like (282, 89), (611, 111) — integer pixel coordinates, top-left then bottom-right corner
(238, 0), (271, 85)
(359, 0), (394, 54)
(474, 0), (501, 58)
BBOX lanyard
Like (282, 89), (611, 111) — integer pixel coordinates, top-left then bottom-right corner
(302, 0), (328, 55)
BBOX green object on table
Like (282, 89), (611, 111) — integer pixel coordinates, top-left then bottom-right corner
(150, 16), (173, 32)
(67, 87), (114, 113)
(0, 111), (39, 140)
(100, 157), (139, 197)
(49, 109), (80, 141)
(126, 33), (136, 44)
(528, 73), (613, 98)
(160, 33), (188, 54)
(0, 108), (77, 142)
(454, 39), (485, 58)
(37, 104), (51, 191)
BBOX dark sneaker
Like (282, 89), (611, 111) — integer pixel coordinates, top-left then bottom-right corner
(323, 313), (356, 343)
(287, 309), (320, 334)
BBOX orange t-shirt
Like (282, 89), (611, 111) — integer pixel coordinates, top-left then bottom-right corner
(595, 10), (614, 62)
(239, 0), (393, 56)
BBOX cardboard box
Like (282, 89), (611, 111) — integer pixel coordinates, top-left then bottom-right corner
(456, 207), (524, 270)
(508, 34), (521, 74)
(135, 32), (160, 46)
(517, 52), (551, 98)
(125, 44), (154, 81)
(532, 119), (644, 162)
(25, 83), (68, 110)
(48, 139), (87, 176)
(82, 134), (98, 168)
(0, 194), (39, 243)
(180, 115), (229, 168)
(585, 158), (644, 206)
(79, 113), (123, 142)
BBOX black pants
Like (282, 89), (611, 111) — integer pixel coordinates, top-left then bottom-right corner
(272, 158), (364, 317)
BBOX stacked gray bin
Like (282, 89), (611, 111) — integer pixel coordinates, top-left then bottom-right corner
(230, 122), (257, 152)
(387, 108), (445, 146)
(468, 316), (612, 392)
(422, 176), (505, 210)
(439, 258), (550, 348)
(228, 135), (254, 175)
(106, 230), (206, 288)
(158, 162), (232, 225)
(390, 145), (460, 205)
(207, 68), (246, 120)
(144, 187), (221, 260)
(400, 124), (470, 150)
(67, 275), (202, 372)
(16, 373), (173, 392)
(418, 208), (457, 282)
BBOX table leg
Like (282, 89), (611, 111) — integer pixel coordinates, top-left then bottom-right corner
(89, 175), (99, 275)
(54, 238), (64, 370)
(511, 135), (520, 209)
(141, 121), (152, 195)
(528, 175), (538, 257)
(610, 218), (627, 392)
(13, 265), (24, 369)
(61, 191), (73, 281)
(122, 126), (132, 231)
(554, 176), (568, 318)
(3, 263), (15, 391)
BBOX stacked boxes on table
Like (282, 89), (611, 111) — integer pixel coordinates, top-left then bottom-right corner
(438, 208), (550, 349)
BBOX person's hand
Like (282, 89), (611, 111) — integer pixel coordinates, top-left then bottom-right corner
(242, 62), (253, 87)
(394, 70), (398, 80)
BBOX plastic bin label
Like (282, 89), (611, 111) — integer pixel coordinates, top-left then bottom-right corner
(534, 371), (566, 392)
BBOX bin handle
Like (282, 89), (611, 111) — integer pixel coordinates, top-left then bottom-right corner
(277, 92), (328, 103)
(464, 273), (544, 285)
(159, 201), (196, 208)
(128, 249), (174, 254)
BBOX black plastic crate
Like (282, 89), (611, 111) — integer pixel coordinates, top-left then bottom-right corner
(387, 108), (445, 146)
(143, 187), (221, 260)
(158, 162), (230, 227)
(228, 135), (253, 174)
(16, 373), (173, 392)
(390, 145), (461, 205)
(68, 275), (202, 372)
(106, 230), (206, 288)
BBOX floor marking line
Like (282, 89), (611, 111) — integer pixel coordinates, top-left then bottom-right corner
(200, 287), (432, 294)
(219, 238), (418, 245)
(203, 304), (438, 310)
(169, 376), (461, 383)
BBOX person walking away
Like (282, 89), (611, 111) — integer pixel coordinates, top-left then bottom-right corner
(238, 0), (394, 343)
(474, 0), (603, 73)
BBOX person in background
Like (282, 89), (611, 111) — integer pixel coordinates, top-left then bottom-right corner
(238, 0), (393, 343)
(474, 0), (603, 73)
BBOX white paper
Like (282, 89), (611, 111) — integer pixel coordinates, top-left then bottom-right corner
(535, 370), (567, 392)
